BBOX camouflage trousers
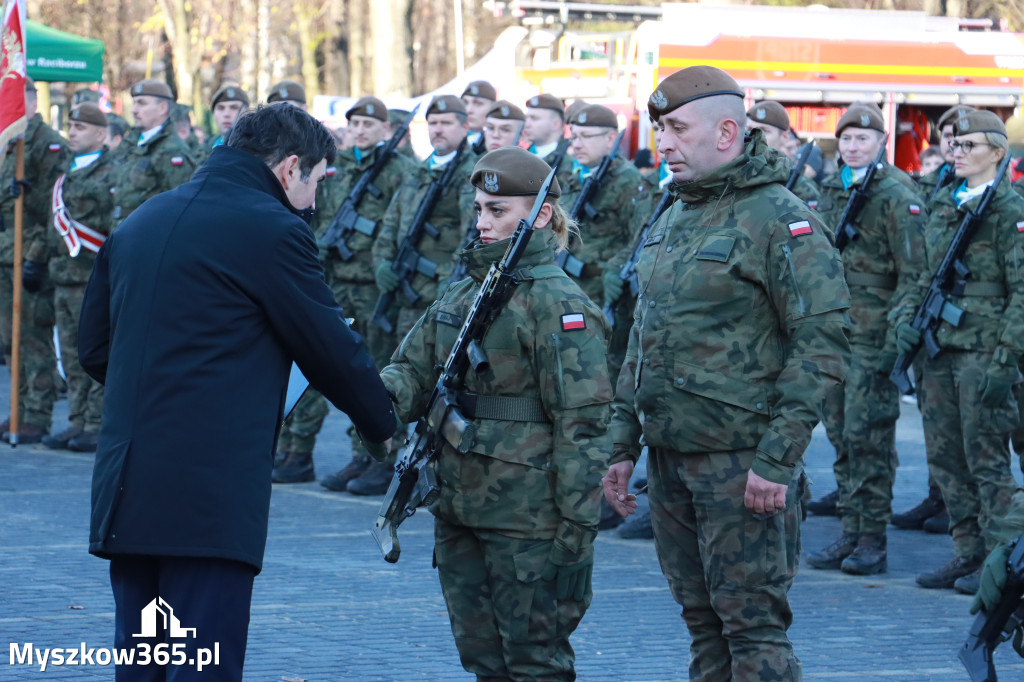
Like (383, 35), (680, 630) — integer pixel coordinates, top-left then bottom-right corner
(433, 518), (589, 681)
(1013, 371), (1024, 467)
(277, 280), (397, 456)
(920, 350), (1018, 558)
(54, 283), (104, 432)
(0, 265), (56, 430)
(647, 447), (802, 682)
(826, 348), (900, 534)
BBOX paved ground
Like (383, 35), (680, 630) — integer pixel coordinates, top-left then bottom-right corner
(3, 374), (1024, 680)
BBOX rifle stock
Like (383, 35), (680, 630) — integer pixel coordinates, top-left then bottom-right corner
(959, 535), (1024, 682)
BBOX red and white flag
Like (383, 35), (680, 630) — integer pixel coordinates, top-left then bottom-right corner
(0, 0), (27, 152)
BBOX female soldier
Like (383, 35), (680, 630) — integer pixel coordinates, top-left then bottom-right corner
(380, 146), (613, 681)
(896, 110), (1024, 592)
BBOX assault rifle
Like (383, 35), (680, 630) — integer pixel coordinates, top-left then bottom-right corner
(959, 534), (1024, 681)
(371, 168), (558, 563)
(928, 163), (956, 204)
(889, 156), (1010, 395)
(786, 142), (814, 191)
(371, 138), (469, 333)
(601, 190), (673, 326)
(320, 105), (419, 261)
(833, 134), (889, 252)
(554, 130), (625, 277)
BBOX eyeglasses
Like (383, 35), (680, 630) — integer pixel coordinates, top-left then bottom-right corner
(569, 132), (609, 143)
(948, 140), (991, 154)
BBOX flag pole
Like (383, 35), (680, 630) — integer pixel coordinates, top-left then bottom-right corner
(10, 137), (24, 446)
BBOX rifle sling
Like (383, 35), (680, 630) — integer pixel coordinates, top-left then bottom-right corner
(844, 271), (897, 290)
(456, 392), (550, 423)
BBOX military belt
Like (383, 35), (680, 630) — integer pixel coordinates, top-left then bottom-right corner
(950, 280), (1006, 297)
(456, 392), (550, 423)
(844, 271), (896, 290)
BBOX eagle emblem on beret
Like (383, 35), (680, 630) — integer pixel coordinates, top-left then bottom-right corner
(651, 89), (669, 110)
(958, 117), (969, 132)
(500, 105), (509, 117)
(227, 88), (236, 98)
(578, 112), (587, 124)
(530, 97), (539, 106)
(860, 114), (870, 127)
(756, 107), (766, 120)
(470, 85), (479, 95)
(367, 103), (375, 115)
(438, 99), (447, 112)
(133, 85), (142, 95)
(483, 172), (499, 193)
(278, 88), (288, 99)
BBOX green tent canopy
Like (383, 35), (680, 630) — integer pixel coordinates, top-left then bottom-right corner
(25, 20), (104, 83)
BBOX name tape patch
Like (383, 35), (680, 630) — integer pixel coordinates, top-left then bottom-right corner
(788, 220), (812, 237)
(561, 313), (586, 331)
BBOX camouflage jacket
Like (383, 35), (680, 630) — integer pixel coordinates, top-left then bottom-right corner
(381, 230), (612, 541)
(896, 178), (1024, 381)
(0, 114), (69, 264)
(817, 163), (929, 356)
(110, 123), (195, 230)
(373, 148), (478, 306)
(609, 132), (851, 485)
(791, 173), (822, 209)
(314, 145), (416, 284)
(918, 163), (958, 205)
(609, 171), (671, 270)
(47, 150), (119, 285)
(535, 141), (574, 187)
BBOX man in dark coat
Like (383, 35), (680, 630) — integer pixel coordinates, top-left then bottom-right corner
(78, 104), (397, 681)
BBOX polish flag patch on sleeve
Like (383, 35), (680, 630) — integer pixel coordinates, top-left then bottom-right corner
(561, 313), (586, 331)
(808, 200), (819, 210)
(1017, 221), (1024, 232)
(48, 143), (62, 152)
(326, 166), (337, 177)
(171, 156), (184, 166)
(788, 220), (812, 236)
(909, 204), (921, 215)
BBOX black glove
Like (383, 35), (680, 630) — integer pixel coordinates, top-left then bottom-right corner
(21, 260), (47, 294)
(9, 178), (31, 199)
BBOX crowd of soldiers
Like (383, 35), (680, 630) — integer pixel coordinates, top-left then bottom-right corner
(4, 62), (1024, 679)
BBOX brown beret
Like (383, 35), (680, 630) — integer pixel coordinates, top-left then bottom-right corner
(938, 105), (976, 132)
(471, 146), (560, 198)
(131, 79), (174, 101)
(526, 93), (565, 117)
(388, 108), (411, 125)
(347, 96), (388, 122)
(564, 100), (588, 125)
(648, 66), (743, 121)
(953, 110), (1007, 138)
(486, 100), (525, 121)
(746, 101), (791, 132)
(569, 104), (617, 129)
(267, 80), (306, 105)
(24, 76), (35, 93)
(836, 103), (886, 136)
(72, 88), (100, 106)
(461, 81), (497, 101)
(426, 94), (467, 117)
(69, 103), (107, 128)
(211, 84), (249, 109)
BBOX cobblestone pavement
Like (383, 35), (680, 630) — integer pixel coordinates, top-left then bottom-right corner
(3, 373), (1023, 680)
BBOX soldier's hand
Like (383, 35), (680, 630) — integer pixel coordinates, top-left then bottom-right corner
(21, 261), (47, 294)
(374, 261), (400, 293)
(971, 544), (1011, 615)
(602, 460), (638, 517)
(9, 178), (31, 198)
(542, 538), (595, 602)
(980, 373), (1013, 409)
(744, 469), (787, 516)
(895, 322), (921, 354)
(602, 270), (624, 303)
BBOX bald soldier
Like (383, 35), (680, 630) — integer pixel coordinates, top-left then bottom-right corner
(460, 80), (497, 154)
(482, 100), (525, 152)
(745, 100), (821, 207)
(267, 80), (308, 111)
(603, 66), (850, 680)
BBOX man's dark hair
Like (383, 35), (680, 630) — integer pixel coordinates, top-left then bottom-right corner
(106, 115), (129, 139)
(226, 104), (336, 179)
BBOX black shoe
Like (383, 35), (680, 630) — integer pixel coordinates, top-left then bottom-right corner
(67, 432), (99, 452)
(892, 487), (944, 530)
(42, 426), (85, 450)
(598, 498), (625, 530)
(806, 489), (839, 517)
(272, 452), (315, 483)
(917, 555), (983, 589)
(953, 568), (982, 595)
(346, 460), (394, 496)
(841, 533), (887, 575)
(273, 450), (289, 467)
(320, 456), (372, 492)
(618, 508), (653, 539)
(923, 510), (949, 534)
(7, 424), (46, 444)
(806, 533), (858, 570)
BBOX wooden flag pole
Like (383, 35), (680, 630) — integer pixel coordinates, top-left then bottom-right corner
(10, 136), (24, 447)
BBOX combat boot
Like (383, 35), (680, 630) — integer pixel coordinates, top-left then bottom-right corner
(916, 555), (982, 589)
(923, 509), (949, 534)
(618, 508), (654, 539)
(805, 489), (839, 517)
(891, 487), (944, 530)
(42, 426), (84, 450)
(272, 452), (315, 483)
(346, 460), (394, 496)
(320, 455), (372, 492)
(840, 533), (887, 575)
(954, 568), (981, 595)
(68, 432), (99, 453)
(806, 533), (858, 570)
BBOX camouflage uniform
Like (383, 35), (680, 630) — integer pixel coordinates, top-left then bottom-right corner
(790, 172), (822, 209)
(109, 124), (195, 230)
(816, 164), (928, 535)
(0, 114), (68, 431)
(381, 230), (612, 680)
(47, 149), (118, 436)
(610, 132), (850, 681)
(897, 178), (1024, 560)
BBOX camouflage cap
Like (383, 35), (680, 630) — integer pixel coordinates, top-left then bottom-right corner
(68, 102), (107, 128)
(170, 103), (193, 123)
(486, 100), (525, 121)
(106, 113), (129, 136)
(647, 65), (743, 121)
(346, 96), (388, 122)
(836, 103), (885, 136)
(461, 80), (497, 101)
(426, 94), (467, 117)
(211, 84), (250, 109)
(569, 104), (617, 129)
(526, 93), (565, 117)
(388, 108), (411, 125)
(471, 146), (561, 198)
(24, 76), (35, 93)
(746, 101), (791, 132)
(953, 109), (1006, 138)
(938, 105), (976, 132)
(131, 79), (174, 101)
(267, 80), (306, 105)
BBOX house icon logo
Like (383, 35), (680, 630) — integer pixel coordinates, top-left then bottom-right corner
(132, 597), (197, 638)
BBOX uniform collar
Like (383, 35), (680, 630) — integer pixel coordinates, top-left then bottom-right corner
(532, 141), (558, 158)
(70, 150), (102, 172)
(458, 227), (557, 281)
(138, 123), (165, 146)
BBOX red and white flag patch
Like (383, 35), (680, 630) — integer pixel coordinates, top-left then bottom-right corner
(171, 156), (184, 166)
(909, 204), (921, 215)
(326, 166), (337, 177)
(48, 143), (62, 152)
(808, 200), (819, 210)
(788, 220), (812, 237)
(561, 313), (586, 331)
(1017, 221), (1024, 232)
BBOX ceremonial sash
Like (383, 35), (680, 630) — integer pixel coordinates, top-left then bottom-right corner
(51, 174), (107, 257)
